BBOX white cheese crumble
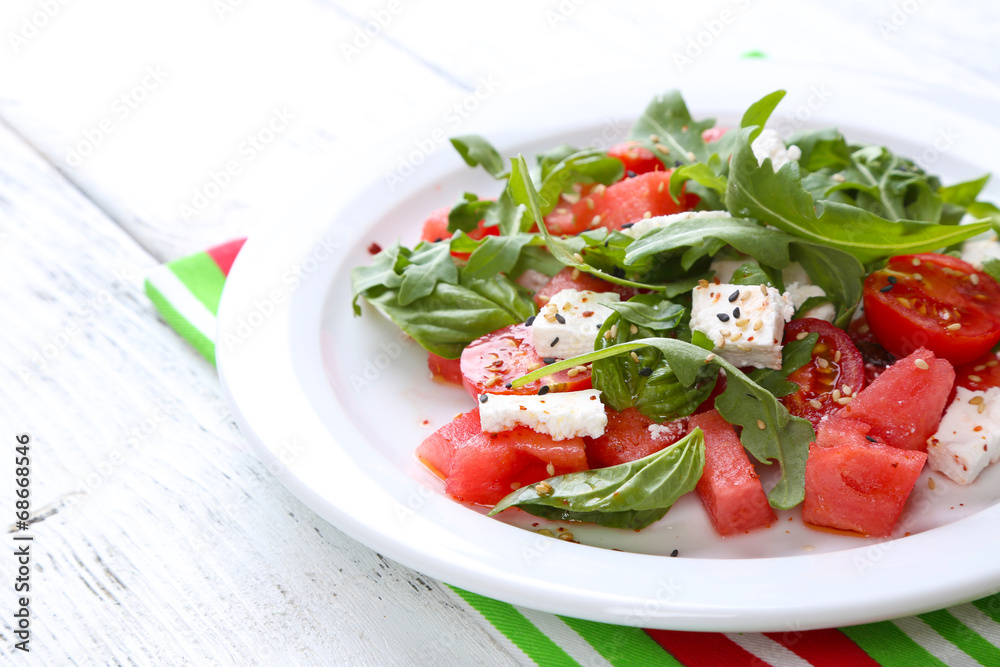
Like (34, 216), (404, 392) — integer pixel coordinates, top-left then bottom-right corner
(926, 387), (1000, 485)
(621, 210), (733, 240)
(478, 389), (607, 440)
(690, 282), (794, 370)
(961, 235), (1000, 269)
(785, 282), (835, 323)
(751, 129), (802, 170)
(648, 421), (687, 441)
(531, 289), (619, 360)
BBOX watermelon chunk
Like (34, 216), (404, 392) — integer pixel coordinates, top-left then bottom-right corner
(533, 267), (636, 309)
(689, 410), (775, 536)
(803, 417), (926, 537)
(427, 352), (463, 385)
(571, 171), (698, 232)
(416, 409), (588, 505)
(584, 408), (687, 469)
(841, 347), (954, 451)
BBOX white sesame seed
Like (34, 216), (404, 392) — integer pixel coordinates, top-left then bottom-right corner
(535, 482), (554, 496)
(947, 323), (962, 331)
(796, 332), (809, 341)
(687, 151), (696, 161)
(573, 252), (584, 263)
(737, 343), (752, 351)
(834, 350), (842, 363)
(609, 324), (618, 338)
(817, 357), (829, 368)
(832, 389), (842, 401)
(809, 399), (823, 409)
(643, 211), (652, 219)
(914, 358), (930, 370)
(757, 419), (766, 430)
(760, 284), (768, 296)
(705, 353), (716, 363)
(971, 273), (981, 286)
(975, 364), (988, 371)
(837, 396), (853, 405)
(912, 258), (922, 267)
(842, 385), (853, 396)
(546, 463), (555, 476)
(753, 320), (764, 331)
(970, 395), (985, 405)
(969, 375), (983, 383)
(735, 318), (749, 328)
(630, 351), (640, 363)
(630, 324), (638, 335)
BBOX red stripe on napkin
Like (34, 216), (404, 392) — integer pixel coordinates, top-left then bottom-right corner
(644, 629), (761, 666)
(206, 238), (246, 277)
(764, 628), (879, 666)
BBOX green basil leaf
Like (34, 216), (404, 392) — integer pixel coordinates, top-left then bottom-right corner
(351, 241), (406, 314)
(450, 135), (507, 178)
(729, 262), (772, 286)
(398, 242), (459, 306)
(461, 234), (534, 281)
(489, 428), (706, 530)
(364, 274), (534, 359)
(448, 193), (495, 233)
(725, 126), (993, 263)
(512, 337), (815, 508)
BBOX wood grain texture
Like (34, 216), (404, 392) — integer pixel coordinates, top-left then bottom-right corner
(0, 120), (521, 665)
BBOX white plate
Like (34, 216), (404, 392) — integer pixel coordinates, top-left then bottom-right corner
(218, 64), (1000, 631)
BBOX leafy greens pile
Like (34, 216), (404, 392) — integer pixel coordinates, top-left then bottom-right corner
(352, 89), (998, 525)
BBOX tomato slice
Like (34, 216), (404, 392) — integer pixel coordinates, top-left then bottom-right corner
(954, 351), (1000, 392)
(459, 324), (593, 399)
(781, 318), (866, 427)
(607, 141), (665, 176)
(863, 253), (1000, 366)
(848, 314), (896, 385)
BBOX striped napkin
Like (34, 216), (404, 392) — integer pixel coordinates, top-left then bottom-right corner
(146, 240), (1000, 667)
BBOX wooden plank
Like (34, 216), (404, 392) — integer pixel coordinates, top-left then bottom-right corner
(0, 117), (520, 664)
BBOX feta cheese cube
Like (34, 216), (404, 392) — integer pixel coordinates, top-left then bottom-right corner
(531, 289), (619, 360)
(927, 387), (1000, 485)
(690, 282), (794, 370)
(785, 282), (835, 323)
(709, 257), (751, 283)
(478, 389), (607, 440)
(961, 235), (1000, 269)
(751, 129), (802, 170)
(622, 210), (732, 240)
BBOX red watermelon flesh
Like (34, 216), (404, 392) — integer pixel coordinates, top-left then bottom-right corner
(841, 347), (954, 451)
(584, 408), (687, 469)
(571, 171), (698, 232)
(689, 410), (775, 536)
(533, 267), (636, 309)
(417, 409), (588, 506)
(803, 417), (927, 537)
(427, 352), (463, 385)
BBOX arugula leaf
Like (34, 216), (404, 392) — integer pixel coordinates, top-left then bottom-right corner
(729, 261), (772, 286)
(667, 163), (727, 205)
(604, 296), (685, 330)
(983, 258), (1000, 285)
(749, 333), (819, 397)
(787, 127), (851, 172)
(512, 337), (815, 508)
(623, 215), (864, 325)
(939, 174), (990, 207)
(450, 135), (507, 178)
(725, 126), (993, 263)
(448, 193), (495, 233)
(536, 151), (623, 214)
(628, 90), (715, 167)
(489, 428), (705, 530)
(507, 155), (668, 291)
(740, 89), (786, 130)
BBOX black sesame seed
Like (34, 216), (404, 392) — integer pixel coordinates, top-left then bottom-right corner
(728, 290), (740, 303)
(880, 284), (894, 293)
(550, 337), (560, 347)
(717, 313), (730, 322)
(479, 395), (489, 403)
(434, 237), (443, 243)
(638, 366), (653, 377)
(887, 275), (897, 284)
(627, 170), (637, 178)
(865, 435), (877, 443)
(505, 382), (512, 389)
(542, 357), (556, 365)
(674, 160), (683, 168)
(604, 240), (610, 248)
(621, 222), (635, 229)
(733, 307), (741, 319)
(538, 385), (550, 395)
(670, 549), (679, 557)
(613, 267), (626, 278)
(555, 314), (566, 324)
(525, 315), (535, 327)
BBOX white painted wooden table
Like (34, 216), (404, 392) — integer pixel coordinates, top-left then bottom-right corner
(1, 1), (998, 664)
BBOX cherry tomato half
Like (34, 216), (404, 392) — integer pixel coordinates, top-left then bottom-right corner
(781, 318), (866, 427)
(863, 253), (1000, 366)
(954, 351), (1000, 392)
(459, 324), (593, 400)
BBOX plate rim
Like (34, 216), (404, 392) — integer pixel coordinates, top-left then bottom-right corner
(217, 63), (1000, 631)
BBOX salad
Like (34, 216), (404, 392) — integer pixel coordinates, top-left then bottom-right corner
(351, 89), (1000, 540)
